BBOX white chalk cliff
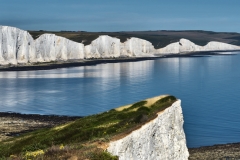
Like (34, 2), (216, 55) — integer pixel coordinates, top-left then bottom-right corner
(0, 25), (240, 66)
(84, 36), (156, 58)
(157, 38), (240, 54)
(84, 35), (121, 59)
(0, 26), (85, 65)
(121, 37), (156, 57)
(107, 100), (189, 160)
(0, 26), (35, 65)
(35, 34), (84, 62)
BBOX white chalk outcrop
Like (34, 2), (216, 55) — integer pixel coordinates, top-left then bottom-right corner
(0, 26), (35, 65)
(1, 25), (240, 66)
(107, 100), (189, 160)
(179, 39), (202, 53)
(157, 38), (240, 55)
(84, 36), (156, 58)
(0, 26), (156, 65)
(0, 26), (85, 65)
(203, 41), (240, 51)
(84, 35), (121, 59)
(157, 42), (180, 54)
(121, 38), (156, 57)
(35, 34), (84, 62)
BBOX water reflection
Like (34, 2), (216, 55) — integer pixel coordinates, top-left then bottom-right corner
(1, 53), (240, 148)
(0, 60), (154, 114)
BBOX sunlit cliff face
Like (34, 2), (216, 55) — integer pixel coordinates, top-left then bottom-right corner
(1, 26), (240, 65)
(107, 100), (189, 160)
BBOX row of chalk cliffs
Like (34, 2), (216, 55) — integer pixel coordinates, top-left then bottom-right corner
(1, 25), (240, 65)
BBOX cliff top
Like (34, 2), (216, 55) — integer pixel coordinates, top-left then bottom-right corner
(0, 95), (177, 159)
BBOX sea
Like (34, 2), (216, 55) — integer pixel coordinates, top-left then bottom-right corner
(0, 52), (240, 148)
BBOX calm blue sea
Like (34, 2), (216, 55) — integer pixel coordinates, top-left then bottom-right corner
(0, 53), (240, 148)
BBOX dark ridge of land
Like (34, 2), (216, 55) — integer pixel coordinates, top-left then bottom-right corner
(28, 30), (240, 49)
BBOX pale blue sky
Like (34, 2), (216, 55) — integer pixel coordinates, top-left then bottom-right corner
(0, 0), (239, 32)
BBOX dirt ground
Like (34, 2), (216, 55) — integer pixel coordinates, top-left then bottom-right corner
(0, 112), (81, 141)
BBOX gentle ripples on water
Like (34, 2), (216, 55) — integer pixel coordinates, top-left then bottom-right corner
(0, 53), (240, 147)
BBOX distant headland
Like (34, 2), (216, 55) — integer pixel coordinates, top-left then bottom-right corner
(0, 25), (240, 70)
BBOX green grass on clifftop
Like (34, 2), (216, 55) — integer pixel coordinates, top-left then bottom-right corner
(0, 95), (177, 159)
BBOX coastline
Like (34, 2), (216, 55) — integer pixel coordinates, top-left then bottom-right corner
(0, 57), (161, 72)
(0, 50), (239, 72)
(189, 143), (240, 159)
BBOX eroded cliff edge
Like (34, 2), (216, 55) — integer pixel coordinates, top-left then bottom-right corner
(107, 100), (189, 160)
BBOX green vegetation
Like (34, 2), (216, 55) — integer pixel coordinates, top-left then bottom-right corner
(0, 95), (177, 159)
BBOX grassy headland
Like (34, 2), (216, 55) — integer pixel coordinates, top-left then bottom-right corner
(0, 95), (177, 159)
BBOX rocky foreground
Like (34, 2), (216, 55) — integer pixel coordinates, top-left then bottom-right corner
(0, 112), (80, 141)
(189, 143), (240, 160)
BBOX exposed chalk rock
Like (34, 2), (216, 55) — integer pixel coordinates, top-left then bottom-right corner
(157, 38), (240, 55)
(0, 26), (35, 65)
(203, 41), (240, 51)
(35, 34), (84, 62)
(1, 25), (240, 66)
(157, 42), (179, 54)
(107, 100), (189, 160)
(179, 39), (203, 53)
(84, 35), (121, 59)
(122, 38), (156, 57)
(84, 36), (156, 58)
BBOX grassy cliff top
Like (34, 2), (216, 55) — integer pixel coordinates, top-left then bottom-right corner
(0, 95), (177, 159)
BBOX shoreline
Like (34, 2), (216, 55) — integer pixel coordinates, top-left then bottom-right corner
(0, 57), (161, 72)
(0, 50), (239, 72)
(189, 143), (240, 159)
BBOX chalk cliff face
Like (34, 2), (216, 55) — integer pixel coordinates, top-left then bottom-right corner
(85, 36), (156, 58)
(157, 38), (240, 54)
(179, 39), (202, 53)
(0, 26), (85, 65)
(35, 34), (84, 62)
(121, 38), (156, 57)
(0, 26), (35, 65)
(203, 41), (240, 51)
(157, 42), (180, 54)
(107, 100), (189, 160)
(84, 35), (121, 59)
(1, 25), (240, 66)
(0, 26), (156, 65)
